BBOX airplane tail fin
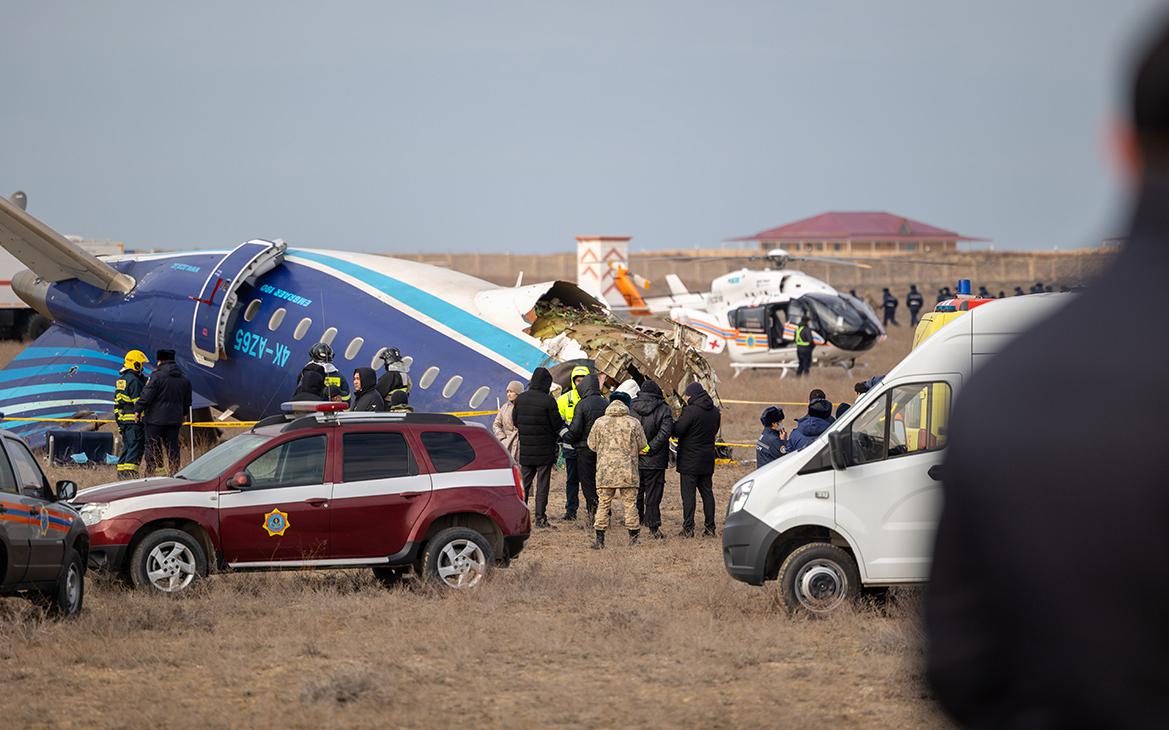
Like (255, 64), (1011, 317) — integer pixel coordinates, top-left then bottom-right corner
(665, 274), (690, 297)
(0, 324), (127, 448)
(0, 194), (134, 294)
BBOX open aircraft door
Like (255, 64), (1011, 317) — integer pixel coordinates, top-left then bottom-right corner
(190, 239), (287, 366)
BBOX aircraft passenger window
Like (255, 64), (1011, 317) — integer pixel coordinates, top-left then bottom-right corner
(442, 375), (464, 398)
(243, 299), (262, 322)
(320, 327), (338, 346)
(370, 347), (388, 370)
(293, 317), (312, 340)
(342, 432), (416, 481)
(421, 432), (476, 472)
(344, 337), (364, 360)
(468, 386), (490, 409)
(268, 307), (286, 331)
(402, 356), (413, 368)
(418, 366), (440, 390)
(245, 436), (326, 489)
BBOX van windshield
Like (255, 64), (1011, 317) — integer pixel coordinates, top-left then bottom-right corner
(176, 434), (271, 482)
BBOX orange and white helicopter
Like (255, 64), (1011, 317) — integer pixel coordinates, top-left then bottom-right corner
(634, 249), (887, 376)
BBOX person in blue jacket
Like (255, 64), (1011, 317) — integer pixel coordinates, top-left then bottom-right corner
(755, 406), (788, 468)
(787, 398), (834, 453)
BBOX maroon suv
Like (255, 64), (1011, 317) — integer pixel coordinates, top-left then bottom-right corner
(74, 410), (530, 593)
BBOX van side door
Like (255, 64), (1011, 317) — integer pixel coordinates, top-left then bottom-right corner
(832, 378), (956, 582)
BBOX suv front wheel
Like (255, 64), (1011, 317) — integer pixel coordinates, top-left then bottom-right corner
(422, 527), (493, 589)
(130, 529), (208, 594)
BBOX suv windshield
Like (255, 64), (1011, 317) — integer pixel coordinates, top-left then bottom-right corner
(177, 434), (272, 482)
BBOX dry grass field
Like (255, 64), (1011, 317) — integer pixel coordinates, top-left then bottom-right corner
(0, 324), (949, 729)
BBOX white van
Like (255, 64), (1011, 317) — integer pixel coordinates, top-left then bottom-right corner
(722, 293), (1071, 614)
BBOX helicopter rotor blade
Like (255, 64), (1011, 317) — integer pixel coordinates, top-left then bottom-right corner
(787, 255), (873, 269)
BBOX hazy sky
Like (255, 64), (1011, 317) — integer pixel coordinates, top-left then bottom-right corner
(2, 1), (1165, 253)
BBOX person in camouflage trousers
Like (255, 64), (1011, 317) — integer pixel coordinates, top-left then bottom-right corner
(585, 393), (648, 549)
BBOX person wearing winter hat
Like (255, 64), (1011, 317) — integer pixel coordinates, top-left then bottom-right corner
(586, 394), (648, 548)
(756, 406), (787, 468)
(514, 368), (564, 526)
(673, 381), (721, 537)
(786, 398), (833, 453)
(630, 379), (672, 539)
(351, 368), (387, 412)
(492, 380), (525, 462)
(137, 349), (192, 476)
(835, 401), (851, 419)
(564, 373), (607, 525)
(609, 391), (632, 407)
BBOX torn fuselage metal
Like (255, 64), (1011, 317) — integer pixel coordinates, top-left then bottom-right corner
(532, 305), (720, 407)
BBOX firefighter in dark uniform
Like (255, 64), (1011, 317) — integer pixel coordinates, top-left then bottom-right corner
(296, 342), (350, 403)
(374, 347), (410, 406)
(114, 349), (149, 477)
(906, 284), (925, 326)
(794, 316), (814, 377)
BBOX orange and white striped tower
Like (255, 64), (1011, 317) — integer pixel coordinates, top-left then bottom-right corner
(575, 235), (631, 308)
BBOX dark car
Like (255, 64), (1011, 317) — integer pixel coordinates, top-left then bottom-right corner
(76, 407), (530, 594)
(0, 431), (87, 616)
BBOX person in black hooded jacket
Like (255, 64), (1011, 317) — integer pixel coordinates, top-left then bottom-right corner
(630, 379), (673, 539)
(673, 381), (720, 537)
(290, 369), (326, 402)
(513, 367), (563, 526)
(351, 368), (387, 412)
(564, 373), (606, 522)
(926, 18), (1169, 727)
(137, 349), (192, 476)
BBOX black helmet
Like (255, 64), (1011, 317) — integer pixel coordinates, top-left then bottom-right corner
(377, 347), (402, 366)
(310, 342), (334, 363)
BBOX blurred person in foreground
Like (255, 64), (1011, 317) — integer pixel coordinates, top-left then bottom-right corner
(513, 368), (562, 527)
(926, 17), (1169, 727)
(630, 379), (673, 539)
(586, 391), (647, 548)
(673, 382), (720, 537)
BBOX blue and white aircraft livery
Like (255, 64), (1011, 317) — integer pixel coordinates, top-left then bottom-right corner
(0, 195), (712, 447)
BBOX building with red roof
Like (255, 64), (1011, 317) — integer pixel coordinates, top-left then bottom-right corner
(729, 211), (986, 256)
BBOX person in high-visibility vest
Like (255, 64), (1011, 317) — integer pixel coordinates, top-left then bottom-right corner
(114, 350), (149, 477)
(555, 365), (591, 521)
(794, 316), (815, 377)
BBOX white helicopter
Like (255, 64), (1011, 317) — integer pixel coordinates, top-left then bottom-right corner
(638, 248), (886, 376)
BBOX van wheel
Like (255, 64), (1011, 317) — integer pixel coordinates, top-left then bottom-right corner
(35, 548), (85, 617)
(130, 529), (207, 594)
(422, 528), (492, 589)
(777, 543), (860, 616)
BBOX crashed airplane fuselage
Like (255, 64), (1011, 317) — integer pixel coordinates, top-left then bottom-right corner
(0, 196), (716, 445)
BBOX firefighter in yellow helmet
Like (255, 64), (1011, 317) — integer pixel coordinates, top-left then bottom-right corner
(555, 365), (591, 520)
(114, 350), (149, 477)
